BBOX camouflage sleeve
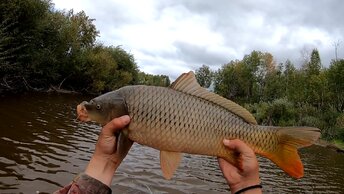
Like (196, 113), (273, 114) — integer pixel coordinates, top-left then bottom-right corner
(53, 173), (112, 194)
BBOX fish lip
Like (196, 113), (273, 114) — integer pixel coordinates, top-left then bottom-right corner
(77, 102), (91, 122)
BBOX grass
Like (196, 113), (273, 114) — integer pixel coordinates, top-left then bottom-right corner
(332, 139), (344, 150)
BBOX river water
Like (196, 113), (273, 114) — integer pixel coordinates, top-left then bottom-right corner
(0, 92), (343, 194)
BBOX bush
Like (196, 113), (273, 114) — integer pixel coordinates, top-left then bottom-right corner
(336, 114), (344, 140)
(245, 98), (297, 126)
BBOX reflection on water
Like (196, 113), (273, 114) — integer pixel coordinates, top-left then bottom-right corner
(0, 93), (343, 193)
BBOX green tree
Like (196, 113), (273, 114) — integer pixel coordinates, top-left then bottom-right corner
(0, 0), (168, 94)
(305, 49), (322, 76)
(241, 51), (261, 101)
(137, 72), (170, 87)
(301, 49), (328, 107)
(262, 63), (285, 101)
(327, 59), (344, 112)
(245, 98), (297, 126)
(53, 10), (99, 84)
(0, 18), (18, 77)
(214, 60), (244, 101)
(0, 1), (100, 90)
(288, 70), (307, 105)
(214, 51), (277, 103)
(254, 52), (277, 100)
(74, 45), (140, 93)
(0, 0), (51, 78)
(105, 46), (138, 89)
(195, 64), (213, 88)
(283, 60), (296, 97)
(82, 45), (117, 92)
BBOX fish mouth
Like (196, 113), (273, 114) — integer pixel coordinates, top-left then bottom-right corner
(77, 102), (91, 122)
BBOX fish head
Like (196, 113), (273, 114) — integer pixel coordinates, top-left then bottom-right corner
(77, 91), (128, 126)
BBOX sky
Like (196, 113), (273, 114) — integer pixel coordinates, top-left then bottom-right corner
(53, 0), (344, 80)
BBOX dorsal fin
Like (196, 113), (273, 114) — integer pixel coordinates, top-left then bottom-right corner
(170, 71), (257, 125)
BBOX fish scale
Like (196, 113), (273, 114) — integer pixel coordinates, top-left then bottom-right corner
(77, 71), (321, 179)
(118, 85), (260, 162)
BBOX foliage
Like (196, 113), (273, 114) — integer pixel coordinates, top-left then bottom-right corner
(304, 49), (322, 76)
(335, 114), (344, 140)
(137, 72), (170, 87)
(332, 139), (344, 150)
(327, 59), (344, 112)
(214, 60), (240, 100)
(214, 51), (279, 103)
(195, 64), (213, 88)
(0, 0), (51, 77)
(0, 0), (158, 94)
(245, 98), (297, 126)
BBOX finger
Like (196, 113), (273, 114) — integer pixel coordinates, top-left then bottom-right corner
(102, 115), (130, 136)
(217, 157), (238, 172)
(217, 157), (240, 181)
(223, 139), (254, 156)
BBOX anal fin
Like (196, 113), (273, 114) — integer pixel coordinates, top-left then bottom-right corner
(160, 151), (182, 180)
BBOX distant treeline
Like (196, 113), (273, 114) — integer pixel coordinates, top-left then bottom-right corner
(0, 0), (170, 94)
(195, 51), (344, 143)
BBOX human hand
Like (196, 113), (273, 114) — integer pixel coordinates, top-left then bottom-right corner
(218, 139), (262, 194)
(85, 115), (133, 186)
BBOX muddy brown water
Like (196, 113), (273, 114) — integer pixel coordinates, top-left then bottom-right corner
(0, 93), (343, 193)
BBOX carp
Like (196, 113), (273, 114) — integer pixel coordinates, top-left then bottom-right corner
(77, 71), (320, 179)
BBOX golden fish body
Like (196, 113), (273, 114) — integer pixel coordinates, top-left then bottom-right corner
(77, 72), (320, 179)
(118, 85), (272, 161)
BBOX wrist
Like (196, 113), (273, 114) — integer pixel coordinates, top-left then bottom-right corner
(72, 173), (111, 193)
(232, 184), (262, 194)
(230, 178), (262, 194)
(85, 154), (119, 186)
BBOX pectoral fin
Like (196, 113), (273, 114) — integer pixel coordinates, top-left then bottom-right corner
(160, 151), (182, 179)
(115, 131), (133, 162)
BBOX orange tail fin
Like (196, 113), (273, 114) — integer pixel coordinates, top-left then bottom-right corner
(261, 127), (320, 179)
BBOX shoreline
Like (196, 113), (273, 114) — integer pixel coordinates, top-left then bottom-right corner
(316, 139), (344, 153)
(0, 85), (82, 96)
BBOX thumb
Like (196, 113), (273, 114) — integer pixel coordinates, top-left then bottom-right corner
(223, 139), (254, 156)
(101, 115), (130, 136)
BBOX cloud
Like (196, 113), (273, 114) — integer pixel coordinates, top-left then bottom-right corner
(53, 0), (344, 79)
(173, 41), (232, 67)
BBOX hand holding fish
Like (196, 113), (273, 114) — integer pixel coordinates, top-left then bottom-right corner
(77, 71), (320, 180)
(56, 72), (320, 194)
(85, 115), (132, 186)
(218, 139), (262, 194)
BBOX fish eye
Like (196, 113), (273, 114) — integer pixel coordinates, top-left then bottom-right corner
(96, 104), (101, 110)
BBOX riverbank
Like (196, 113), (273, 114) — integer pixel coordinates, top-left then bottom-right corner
(0, 85), (80, 97)
(317, 139), (344, 153)
(0, 74), (85, 96)
(333, 140), (344, 151)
